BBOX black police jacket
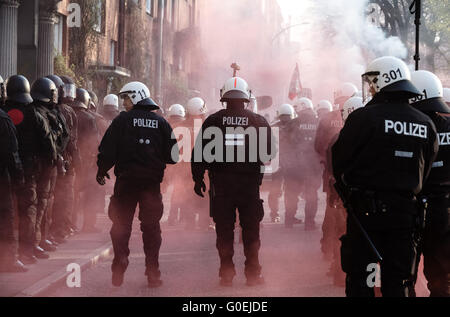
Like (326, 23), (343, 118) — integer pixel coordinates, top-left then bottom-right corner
(35, 102), (68, 159)
(332, 93), (438, 195)
(0, 109), (22, 175)
(272, 118), (302, 174)
(420, 112), (450, 193)
(191, 105), (275, 184)
(315, 110), (344, 159)
(97, 105), (179, 183)
(4, 101), (56, 168)
(58, 102), (79, 164)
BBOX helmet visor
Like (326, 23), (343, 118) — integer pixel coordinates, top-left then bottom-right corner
(63, 84), (76, 99)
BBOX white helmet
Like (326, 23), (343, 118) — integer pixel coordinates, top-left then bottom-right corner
(277, 103), (295, 119)
(340, 83), (358, 98)
(294, 97), (313, 112)
(410, 70), (450, 113)
(342, 96), (363, 121)
(168, 104), (186, 118)
(362, 56), (420, 98)
(443, 88), (450, 105)
(186, 97), (207, 116)
(316, 100), (332, 112)
(220, 77), (251, 103)
(118, 81), (158, 109)
(103, 94), (119, 110)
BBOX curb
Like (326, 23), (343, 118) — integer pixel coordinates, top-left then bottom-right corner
(14, 241), (113, 297)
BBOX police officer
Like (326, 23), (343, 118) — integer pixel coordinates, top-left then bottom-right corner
(71, 88), (100, 232)
(0, 103), (27, 272)
(31, 78), (65, 255)
(268, 103), (303, 226)
(332, 56), (439, 297)
(164, 104), (188, 226)
(191, 77), (274, 286)
(184, 97), (211, 230)
(316, 84), (357, 259)
(47, 75), (79, 243)
(86, 90), (109, 220)
(289, 97), (321, 230)
(326, 96), (364, 287)
(410, 70), (450, 297)
(102, 94), (120, 123)
(4, 75), (56, 264)
(97, 81), (178, 287)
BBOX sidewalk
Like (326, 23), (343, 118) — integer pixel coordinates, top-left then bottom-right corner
(0, 214), (112, 297)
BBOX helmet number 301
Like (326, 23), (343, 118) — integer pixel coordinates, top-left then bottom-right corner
(382, 68), (403, 84)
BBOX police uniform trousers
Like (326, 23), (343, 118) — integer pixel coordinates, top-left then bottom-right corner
(0, 168), (17, 264)
(423, 192), (450, 297)
(17, 164), (38, 255)
(209, 172), (265, 279)
(51, 167), (75, 237)
(283, 174), (319, 226)
(265, 171), (283, 221)
(108, 177), (164, 277)
(35, 164), (55, 247)
(340, 193), (418, 297)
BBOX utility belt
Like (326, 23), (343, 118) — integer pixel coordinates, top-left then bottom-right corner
(347, 187), (417, 216)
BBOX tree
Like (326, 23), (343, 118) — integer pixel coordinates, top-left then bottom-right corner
(368, 0), (450, 72)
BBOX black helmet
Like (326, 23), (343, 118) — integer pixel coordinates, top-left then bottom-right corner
(31, 78), (58, 105)
(72, 88), (90, 109)
(6, 75), (33, 105)
(46, 75), (65, 104)
(60, 75), (76, 100)
(0, 75), (6, 104)
(88, 90), (98, 111)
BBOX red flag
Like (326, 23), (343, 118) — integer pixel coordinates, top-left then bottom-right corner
(288, 63), (302, 100)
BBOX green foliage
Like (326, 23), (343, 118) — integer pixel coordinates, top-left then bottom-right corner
(54, 53), (85, 87)
(68, 0), (101, 82)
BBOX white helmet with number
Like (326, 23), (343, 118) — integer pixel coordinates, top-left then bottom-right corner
(277, 103), (295, 119)
(316, 100), (332, 112)
(362, 56), (421, 98)
(443, 88), (450, 106)
(168, 104), (186, 118)
(410, 70), (450, 113)
(103, 94), (119, 110)
(220, 77), (251, 103)
(118, 81), (158, 109)
(186, 97), (207, 116)
(342, 97), (363, 121)
(294, 97), (313, 112)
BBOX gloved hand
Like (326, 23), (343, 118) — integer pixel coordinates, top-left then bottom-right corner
(96, 170), (110, 186)
(194, 180), (206, 198)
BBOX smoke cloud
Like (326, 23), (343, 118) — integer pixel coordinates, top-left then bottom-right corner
(197, 0), (409, 113)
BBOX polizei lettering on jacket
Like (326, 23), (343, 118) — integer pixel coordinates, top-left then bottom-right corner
(133, 118), (159, 128)
(299, 123), (317, 130)
(223, 116), (249, 126)
(438, 132), (450, 145)
(384, 120), (427, 139)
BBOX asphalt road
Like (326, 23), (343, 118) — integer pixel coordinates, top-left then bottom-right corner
(42, 189), (429, 297)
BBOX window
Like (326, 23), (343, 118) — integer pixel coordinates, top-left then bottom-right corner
(110, 41), (116, 66)
(94, 0), (105, 34)
(146, 0), (154, 16)
(53, 14), (64, 54)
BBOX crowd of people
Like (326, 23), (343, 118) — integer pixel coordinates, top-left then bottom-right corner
(0, 54), (449, 297)
(0, 73), (119, 272)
